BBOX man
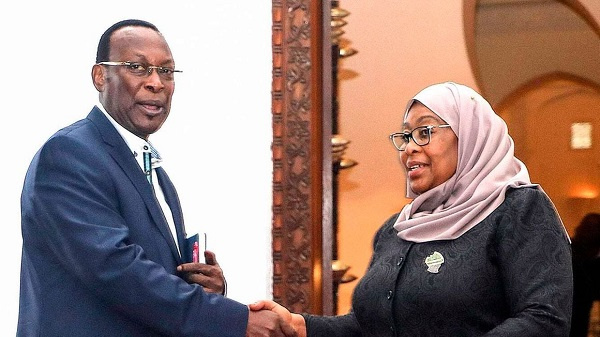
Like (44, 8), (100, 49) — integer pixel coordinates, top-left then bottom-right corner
(17, 19), (295, 337)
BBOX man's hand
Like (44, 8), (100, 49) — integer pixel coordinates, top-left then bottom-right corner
(246, 309), (298, 337)
(177, 250), (225, 294)
(249, 300), (306, 337)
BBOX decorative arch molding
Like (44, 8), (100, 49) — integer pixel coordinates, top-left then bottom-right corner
(492, 71), (600, 234)
(559, 0), (600, 35)
(271, 0), (333, 315)
(462, 0), (600, 100)
(495, 71), (600, 112)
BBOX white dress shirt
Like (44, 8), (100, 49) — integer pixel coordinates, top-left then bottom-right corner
(97, 104), (180, 254)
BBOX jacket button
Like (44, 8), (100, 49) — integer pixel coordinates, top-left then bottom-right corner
(387, 290), (393, 300)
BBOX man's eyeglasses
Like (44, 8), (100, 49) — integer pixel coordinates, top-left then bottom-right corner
(97, 61), (182, 80)
(389, 125), (451, 151)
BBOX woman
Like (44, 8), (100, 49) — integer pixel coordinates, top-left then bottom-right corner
(252, 82), (573, 336)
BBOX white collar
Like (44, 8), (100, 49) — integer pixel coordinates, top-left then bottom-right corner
(96, 103), (162, 168)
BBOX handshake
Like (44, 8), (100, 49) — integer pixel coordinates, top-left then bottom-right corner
(247, 300), (306, 337)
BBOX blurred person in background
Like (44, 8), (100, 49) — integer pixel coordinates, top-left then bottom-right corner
(571, 212), (600, 337)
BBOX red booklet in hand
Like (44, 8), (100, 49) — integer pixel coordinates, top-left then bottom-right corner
(184, 233), (207, 263)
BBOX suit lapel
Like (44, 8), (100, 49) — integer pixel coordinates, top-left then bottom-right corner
(155, 167), (187, 252)
(87, 107), (182, 262)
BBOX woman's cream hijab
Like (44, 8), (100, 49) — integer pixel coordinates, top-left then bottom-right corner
(393, 82), (536, 242)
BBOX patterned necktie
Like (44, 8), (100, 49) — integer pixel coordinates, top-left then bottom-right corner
(142, 144), (161, 185)
(149, 145), (162, 164)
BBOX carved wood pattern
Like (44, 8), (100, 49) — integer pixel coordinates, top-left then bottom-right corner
(271, 0), (330, 314)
